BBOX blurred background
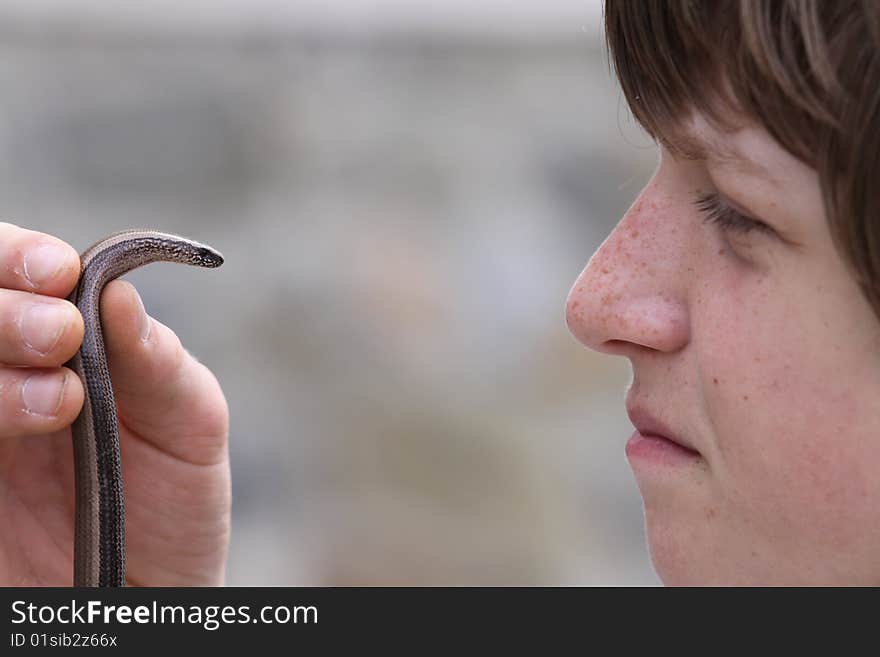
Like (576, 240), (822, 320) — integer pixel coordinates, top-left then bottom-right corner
(0, 0), (660, 584)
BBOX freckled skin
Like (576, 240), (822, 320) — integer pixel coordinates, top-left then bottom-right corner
(566, 116), (880, 585)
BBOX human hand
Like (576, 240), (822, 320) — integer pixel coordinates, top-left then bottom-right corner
(0, 222), (230, 586)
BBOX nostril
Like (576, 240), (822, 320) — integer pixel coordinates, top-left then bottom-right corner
(601, 339), (636, 355)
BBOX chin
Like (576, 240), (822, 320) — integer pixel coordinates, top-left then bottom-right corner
(644, 513), (788, 586)
(636, 482), (718, 585)
(646, 534), (703, 586)
(642, 504), (730, 586)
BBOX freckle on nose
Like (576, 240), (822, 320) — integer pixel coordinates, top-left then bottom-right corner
(713, 377), (719, 384)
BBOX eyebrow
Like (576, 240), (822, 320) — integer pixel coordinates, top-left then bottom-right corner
(670, 130), (776, 183)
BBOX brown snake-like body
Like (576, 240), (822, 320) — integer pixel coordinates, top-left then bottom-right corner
(65, 230), (223, 587)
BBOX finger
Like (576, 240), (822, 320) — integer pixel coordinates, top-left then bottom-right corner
(0, 289), (84, 367)
(0, 221), (81, 297)
(0, 366), (84, 438)
(100, 280), (228, 465)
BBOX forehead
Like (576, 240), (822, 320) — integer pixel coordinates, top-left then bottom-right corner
(671, 113), (799, 188)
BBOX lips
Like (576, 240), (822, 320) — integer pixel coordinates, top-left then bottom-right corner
(625, 404), (701, 456)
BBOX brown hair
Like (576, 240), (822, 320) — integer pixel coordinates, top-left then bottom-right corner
(604, 0), (880, 313)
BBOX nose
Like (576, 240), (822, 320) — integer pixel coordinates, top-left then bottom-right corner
(566, 179), (691, 356)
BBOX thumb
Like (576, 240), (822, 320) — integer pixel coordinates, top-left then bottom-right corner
(98, 279), (228, 466)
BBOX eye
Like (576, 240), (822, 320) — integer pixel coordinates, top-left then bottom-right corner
(694, 191), (773, 236)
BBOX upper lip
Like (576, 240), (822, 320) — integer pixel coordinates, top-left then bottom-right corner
(625, 403), (700, 454)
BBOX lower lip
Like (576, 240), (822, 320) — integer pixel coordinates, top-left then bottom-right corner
(625, 430), (702, 467)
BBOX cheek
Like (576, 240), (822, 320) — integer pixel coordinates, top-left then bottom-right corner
(699, 270), (880, 537)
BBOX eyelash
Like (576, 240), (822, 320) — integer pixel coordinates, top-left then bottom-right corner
(694, 192), (772, 236)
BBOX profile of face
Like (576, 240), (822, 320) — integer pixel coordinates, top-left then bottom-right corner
(565, 111), (880, 585)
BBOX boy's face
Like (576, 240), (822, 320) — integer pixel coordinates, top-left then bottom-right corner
(566, 112), (880, 584)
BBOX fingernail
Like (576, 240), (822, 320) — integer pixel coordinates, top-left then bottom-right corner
(131, 286), (152, 342)
(22, 371), (67, 417)
(19, 303), (71, 355)
(23, 243), (73, 289)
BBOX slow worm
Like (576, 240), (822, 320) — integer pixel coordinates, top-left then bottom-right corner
(65, 230), (223, 587)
